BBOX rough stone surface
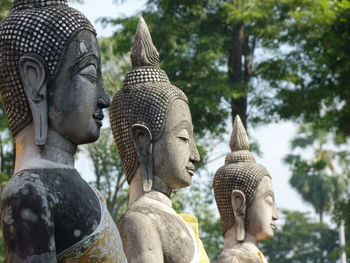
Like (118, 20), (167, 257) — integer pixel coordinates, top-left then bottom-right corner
(213, 116), (271, 234)
(0, 1), (126, 262)
(213, 115), (277, 263)
(111, 17), (209, 262)
(118, 192), (196, 263)
(0, 0), (95, 136)
(218, 243), (267, 263)
(110, 81), (187, 183)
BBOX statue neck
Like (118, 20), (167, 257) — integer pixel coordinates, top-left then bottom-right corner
(129, 167), (144, 205)
(224, 226), (258, 249)
(129, 167), (172, 206)
(152, 175), (172, 197)
(14, 122), (77, 173)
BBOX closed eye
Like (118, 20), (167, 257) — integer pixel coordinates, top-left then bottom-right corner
(177, 129), (190, 143)
(81, 74), (97, 83)
(265, 195), (274, 206)
(79, 64), (97, 83)
(178, 136), (189, 142)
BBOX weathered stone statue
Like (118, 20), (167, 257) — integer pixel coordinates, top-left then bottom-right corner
(213, 115), (278, 263)
(0, 1), (126, 262)
(110, 17), (210, 263)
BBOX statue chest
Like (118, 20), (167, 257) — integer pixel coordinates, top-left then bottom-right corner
(27, 169), (102, 254)
(156, 212), (195, 263)
(124, 203), (196, 263)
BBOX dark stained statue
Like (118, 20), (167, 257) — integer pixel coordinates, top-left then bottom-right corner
(110, 17), (210, 263)
(0, 0), (126, 262)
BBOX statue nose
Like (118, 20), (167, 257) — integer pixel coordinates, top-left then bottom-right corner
(190, 140), (200, 163)
(97, 96), (110, 109)
(98, 77), (110, 108)
(272, 206), (279, 221)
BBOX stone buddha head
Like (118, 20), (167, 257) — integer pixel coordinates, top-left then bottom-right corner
(213, 115), (278, 244)
(0, 0), (109, 148)
(110, 17), (200, 199)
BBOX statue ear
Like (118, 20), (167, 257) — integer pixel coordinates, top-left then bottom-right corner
(231, 190), (246, 242)
(19, 54), (48, 145)
(131, 124), (153, 192)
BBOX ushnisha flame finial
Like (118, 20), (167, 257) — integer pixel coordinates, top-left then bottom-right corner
(131, 17), (160, 69)
(123, 17), (169, 86)
(229, 115), (250, 152)
(225, 115), (255, 165)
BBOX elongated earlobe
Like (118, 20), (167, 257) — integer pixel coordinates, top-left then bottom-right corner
(231, 190), (246, 242)
(131, 124), (153, 192)
(19, 54), (48, 145)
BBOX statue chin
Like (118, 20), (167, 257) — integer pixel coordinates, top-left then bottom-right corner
(60, 122), (102, 146)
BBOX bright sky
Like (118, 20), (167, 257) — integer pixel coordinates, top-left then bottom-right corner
(70, 0), (318, 224)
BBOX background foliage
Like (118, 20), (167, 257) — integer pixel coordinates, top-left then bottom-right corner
(102, 0), (350, 261)
(0, 0), (350, 262)
(261, 210), (339, 263)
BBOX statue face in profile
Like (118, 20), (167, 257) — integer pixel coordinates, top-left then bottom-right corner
(48, 30), (109, 145)
(110, 17), (200, 194)
(112, 18), (210, 263)
(246, 176), (277, 241)
(214, 115), (278, 262)
(153, 99), (199, 188)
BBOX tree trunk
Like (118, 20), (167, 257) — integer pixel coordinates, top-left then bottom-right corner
(229, 23), (248, 128)
(0, 136), (4, 173)
(319, 209), (324, 262)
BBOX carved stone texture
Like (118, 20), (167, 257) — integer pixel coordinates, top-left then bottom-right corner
(0, 1), (127, 262)
(130, 16), (160, 69)
(110, 17), (187, 184)
(213, 115), (278, 263)
(110, 17), (210, 262)
(214, 115), (269, 234)
(0, 0), (95, 136)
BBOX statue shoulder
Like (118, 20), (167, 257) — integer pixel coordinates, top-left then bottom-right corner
(118, 207), (157, 232)
(120, 199), (166, 221)
(2, 170), (47, 202)
(218, 246), (262, 263)
(1, 170), (56, 262)
(117, 207), (163, 262)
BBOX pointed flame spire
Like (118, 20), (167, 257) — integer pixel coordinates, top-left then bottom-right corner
(229, 115), (250, 152)
(131, 17), (160, 69)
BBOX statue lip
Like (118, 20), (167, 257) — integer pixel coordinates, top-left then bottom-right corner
(270, 223), (276, 230)
(93, 112), (104, 126)
(186, 164), (195, 175)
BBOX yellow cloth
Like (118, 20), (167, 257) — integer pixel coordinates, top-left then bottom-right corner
(57, 187), (127, 263)
(257, 251), (268, 263)
(178, 213), (210, 263)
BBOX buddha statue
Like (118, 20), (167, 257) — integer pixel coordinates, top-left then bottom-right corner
(0, 1), (126, 262)
(213, 115), (278, 263)
(110, 17), (210, 263)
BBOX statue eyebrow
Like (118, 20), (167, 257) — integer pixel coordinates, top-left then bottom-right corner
(264, 190), (275, 201)
(73, 53), (99, 72)
(172, 120), (193, 133)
